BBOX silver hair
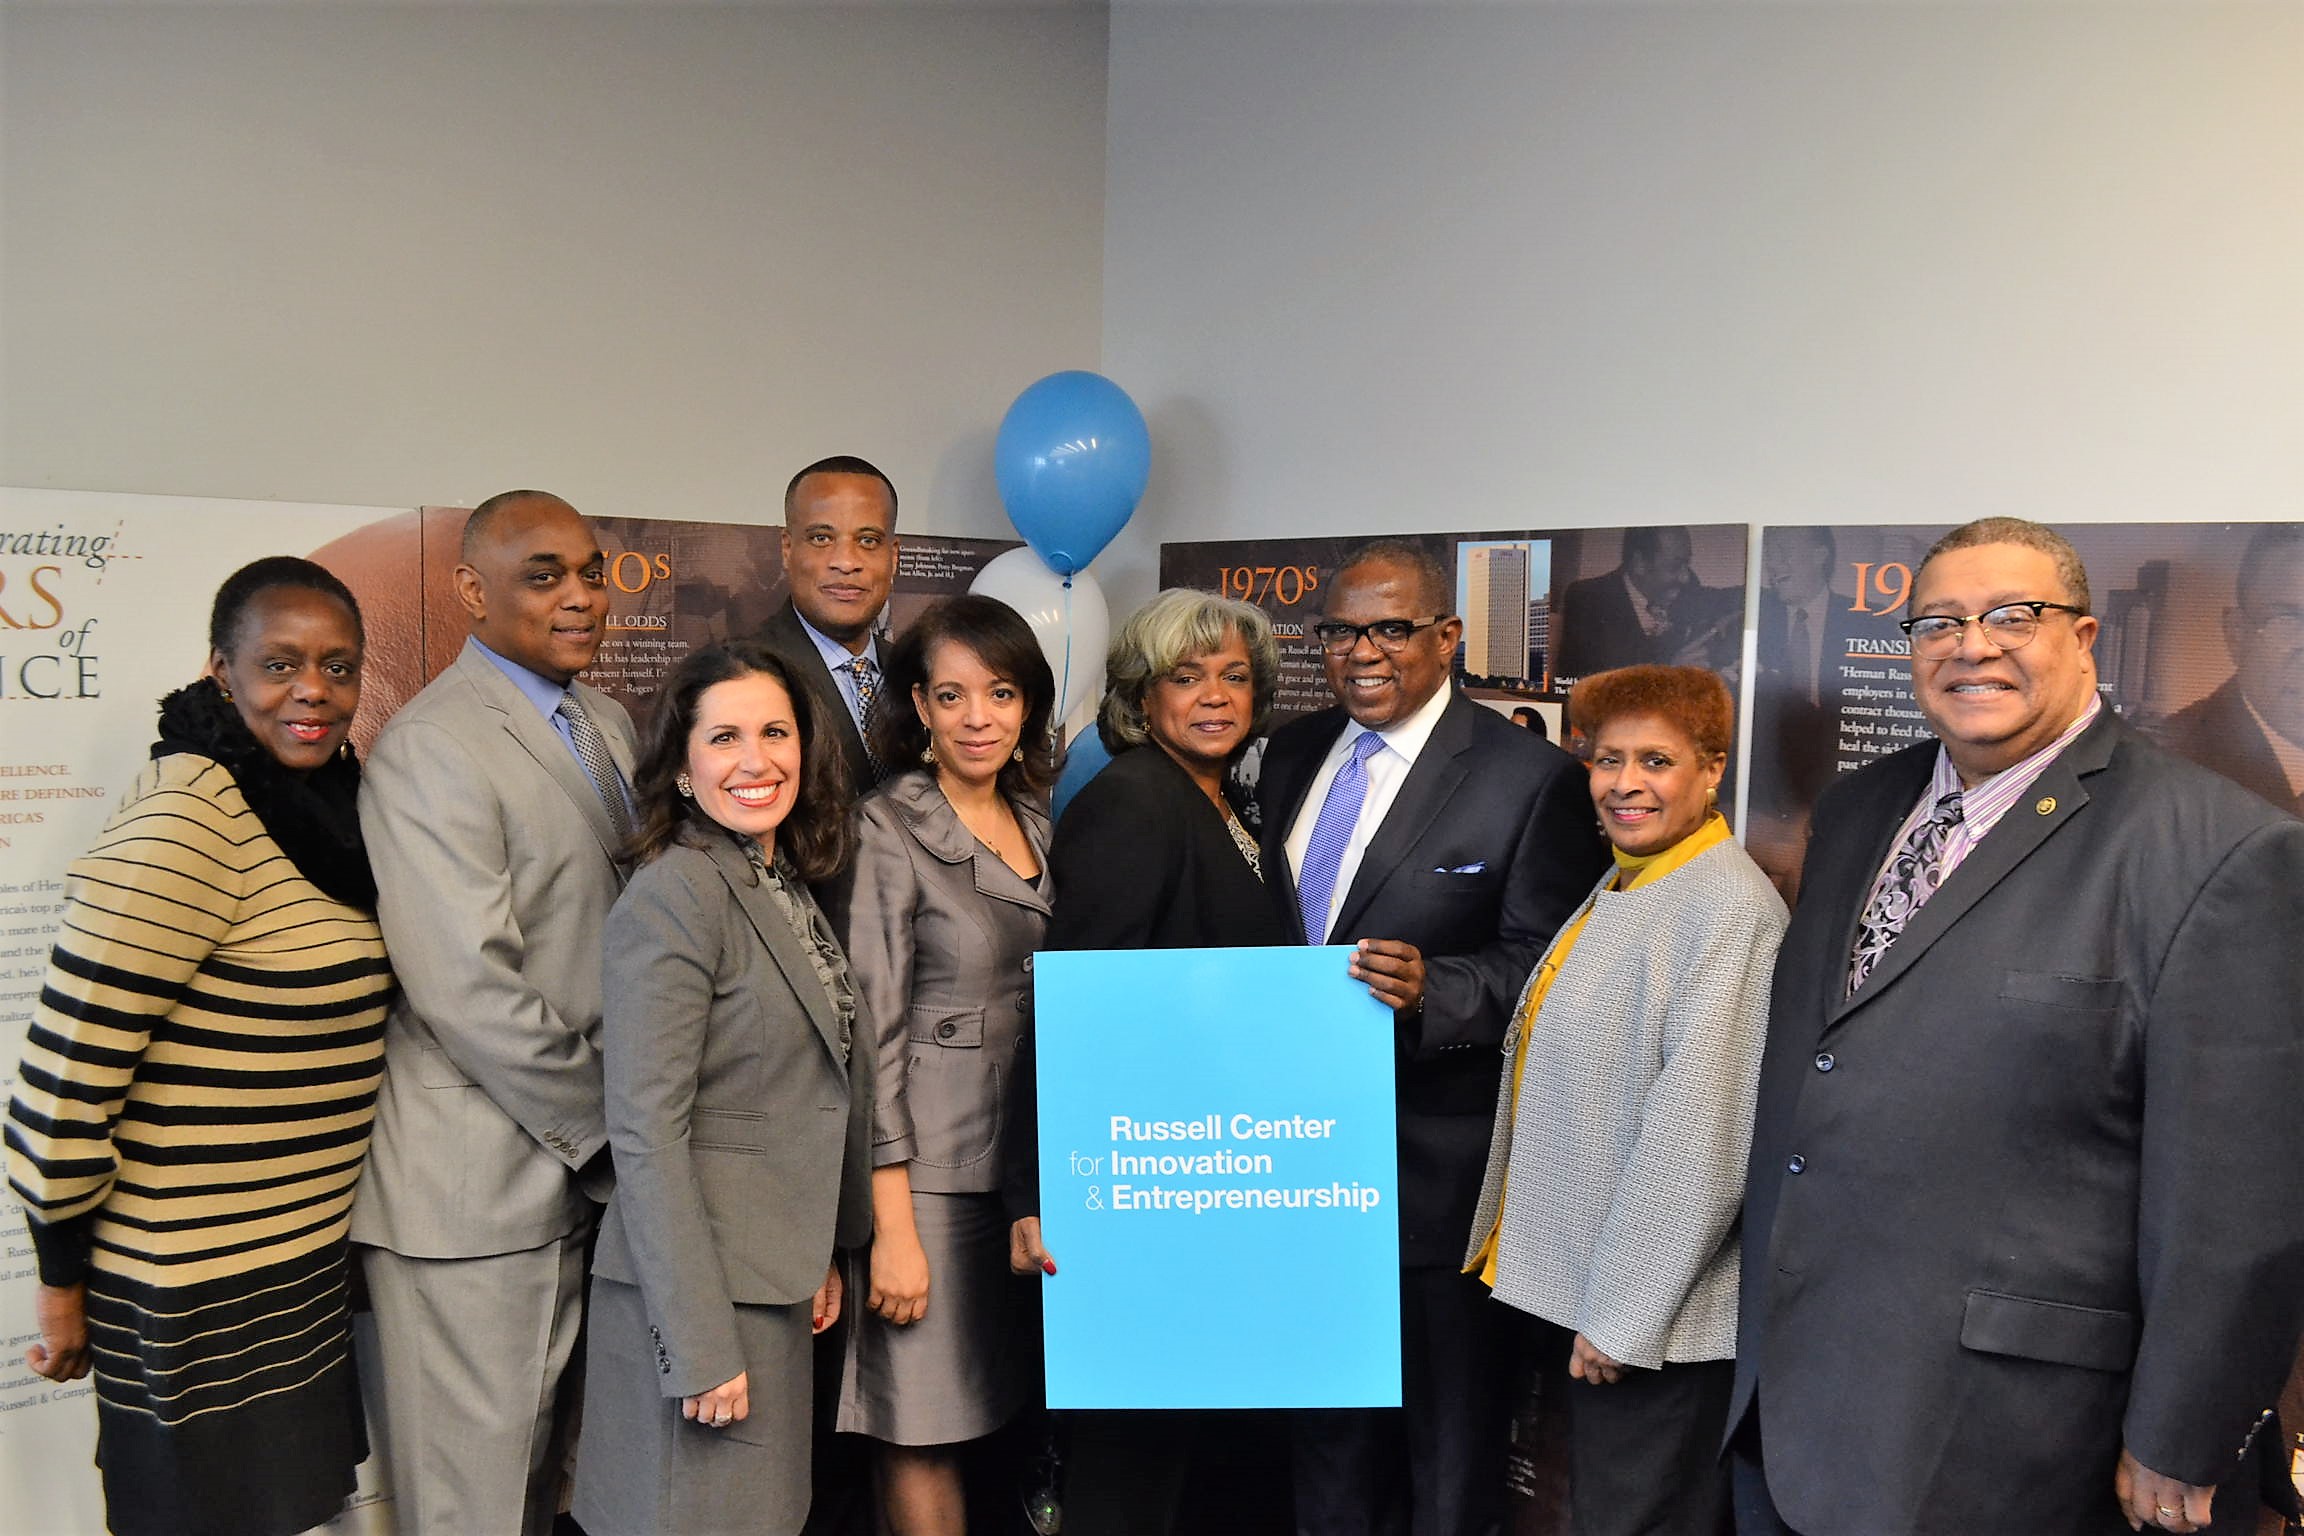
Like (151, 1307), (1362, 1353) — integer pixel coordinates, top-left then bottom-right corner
(1097, 588), (1281, 753)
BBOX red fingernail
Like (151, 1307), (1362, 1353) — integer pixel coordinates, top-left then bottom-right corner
(814, 1315), (825, 1328)
(1041, 1258), (1058, 1275)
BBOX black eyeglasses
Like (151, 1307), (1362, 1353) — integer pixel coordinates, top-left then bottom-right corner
(1897, 601), (2087, 659)
(1310, 616), (1447, 656)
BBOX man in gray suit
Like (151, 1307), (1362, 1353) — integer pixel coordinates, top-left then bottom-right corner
(754, 455), (902, 792)
(353, 490), (638, 1536)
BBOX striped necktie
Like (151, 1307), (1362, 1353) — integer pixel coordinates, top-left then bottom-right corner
(1296, 731), (1386, 944)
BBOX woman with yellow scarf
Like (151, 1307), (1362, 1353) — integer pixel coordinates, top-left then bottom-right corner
(1466, 665), (1787, 1536)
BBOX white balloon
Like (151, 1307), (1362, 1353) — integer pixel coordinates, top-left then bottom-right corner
(969, 546), (1109, 733)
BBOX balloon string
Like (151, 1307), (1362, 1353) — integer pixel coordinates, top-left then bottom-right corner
(1059, 574), (1075, 748)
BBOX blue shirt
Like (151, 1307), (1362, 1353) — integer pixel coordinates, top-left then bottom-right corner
(792, 609), (883, 732)
(472, 638), (633, 816)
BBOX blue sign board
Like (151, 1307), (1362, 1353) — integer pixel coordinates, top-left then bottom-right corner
(1033, 945), (1401, 1409)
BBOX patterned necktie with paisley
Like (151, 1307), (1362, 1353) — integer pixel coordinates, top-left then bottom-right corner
(1846, 789), (1964, 997)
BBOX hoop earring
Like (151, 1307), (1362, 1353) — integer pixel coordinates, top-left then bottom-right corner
(676, 772), (694, 798)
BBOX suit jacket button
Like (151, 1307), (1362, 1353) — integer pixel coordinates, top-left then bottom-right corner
(1814, 1052), (1835, 1072)
(1015, 996), (1028, 1013)
(1787, 1154), (1807, 1174)
(1022, 955), (1034, 972)
(938, 1022), (957, 1039)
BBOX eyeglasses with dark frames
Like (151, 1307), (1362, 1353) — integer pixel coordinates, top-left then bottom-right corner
(1309, 616), (1448, 656)
(1897, 601), (2087, 659)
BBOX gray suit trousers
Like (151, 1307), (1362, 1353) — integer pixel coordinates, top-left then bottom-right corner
(361, 1234), (590, 1536)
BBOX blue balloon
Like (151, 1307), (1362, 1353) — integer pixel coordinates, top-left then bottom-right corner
(1050, 729), (1113, 822)
(995, 371), (1150, 576)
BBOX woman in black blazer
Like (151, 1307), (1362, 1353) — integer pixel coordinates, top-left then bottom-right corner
(1010, 586), (1291, 1536)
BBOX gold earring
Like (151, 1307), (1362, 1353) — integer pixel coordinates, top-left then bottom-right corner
(1011, 746), (1024, 763)
(217, 683), (233, 702)
(339, 739), (352, 762)
(676, 772), (693, 798)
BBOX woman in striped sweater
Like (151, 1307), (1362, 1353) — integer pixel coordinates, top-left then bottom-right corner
(5, 556), (392, 1536)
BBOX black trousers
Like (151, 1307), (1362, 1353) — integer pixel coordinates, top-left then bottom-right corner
(1291, 1268), (1519, 1536)
(1527, 1319), (1733, 1536)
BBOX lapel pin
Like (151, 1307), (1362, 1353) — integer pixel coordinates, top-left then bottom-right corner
(2035, 796), (2056, 815)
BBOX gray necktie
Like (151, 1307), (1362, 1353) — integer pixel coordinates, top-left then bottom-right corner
(556, 692), (634, 842)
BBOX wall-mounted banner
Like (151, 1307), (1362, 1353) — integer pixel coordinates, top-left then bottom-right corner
(1742, 521), (2304, 903)
(1033, 945), (1400, 1409)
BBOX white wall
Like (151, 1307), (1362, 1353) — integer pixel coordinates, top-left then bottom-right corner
(1097, 1), (2304, 610)
(0, 1), (1109, 536)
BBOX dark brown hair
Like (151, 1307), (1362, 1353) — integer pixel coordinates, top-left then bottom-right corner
(870, 595), (1059, 797)
(627, 641), (856, 879)
(1569, 664), (1734, 760)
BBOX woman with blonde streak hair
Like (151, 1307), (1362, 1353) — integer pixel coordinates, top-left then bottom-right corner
(1009, 587), (1294, 1536)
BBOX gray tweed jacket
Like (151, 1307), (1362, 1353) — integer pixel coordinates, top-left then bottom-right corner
(1465, 832), (1786, 1368)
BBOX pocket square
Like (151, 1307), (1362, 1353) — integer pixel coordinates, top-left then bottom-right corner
(1434, 861), (1486, 875)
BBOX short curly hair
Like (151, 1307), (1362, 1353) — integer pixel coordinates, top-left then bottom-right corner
(1097, 589), (1280, 754)
(1569, 665), (1734, 759)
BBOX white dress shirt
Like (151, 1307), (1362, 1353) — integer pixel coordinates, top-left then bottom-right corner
(1284, 682), (1456, 943)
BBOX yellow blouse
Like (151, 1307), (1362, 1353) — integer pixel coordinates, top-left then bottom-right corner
(1469, 811), (1732, 1285)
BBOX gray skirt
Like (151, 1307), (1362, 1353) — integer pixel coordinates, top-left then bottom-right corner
(573, 1275), (814, 1536)
(837, 1189), (1031, 1446)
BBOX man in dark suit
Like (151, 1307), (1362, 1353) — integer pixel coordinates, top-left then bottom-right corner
(749, 456), (901, 1536)
(2155, 521), (2304, 816)
(1553, 525), (1737, 684)
(754, 455), (901, 792)
(1730, 518), (2304, 1536)
(1260, 539), (1608, 1536)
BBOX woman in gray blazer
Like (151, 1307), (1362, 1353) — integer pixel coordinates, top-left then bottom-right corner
(1465, 666), (1787, 1536)
(573, 641), (872, 1536)
(832, 596), (1058, 1536)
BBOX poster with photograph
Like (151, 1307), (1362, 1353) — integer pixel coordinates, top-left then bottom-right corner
(1742, 521), (2304, 902)
(1160, 522), (1750, 734)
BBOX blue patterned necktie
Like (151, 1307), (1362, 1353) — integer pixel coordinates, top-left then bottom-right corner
(1846, 789), (1964, 996)
(1296, 731), (1386, 944)
(847, 655), (883, 778)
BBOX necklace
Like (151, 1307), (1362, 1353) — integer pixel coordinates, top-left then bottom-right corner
(940, 772), (1018, 860)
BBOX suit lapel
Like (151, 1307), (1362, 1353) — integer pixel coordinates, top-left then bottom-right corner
(702, 835), (849, 1072)
(457, 645), (625, 864)
(768, 601), (872, 789)
(1829, 714), (2117, 1027)
(897, 776), (1053, 917)
(1256, 712), (1346, 944)
(1331, 693), (1473, 940)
